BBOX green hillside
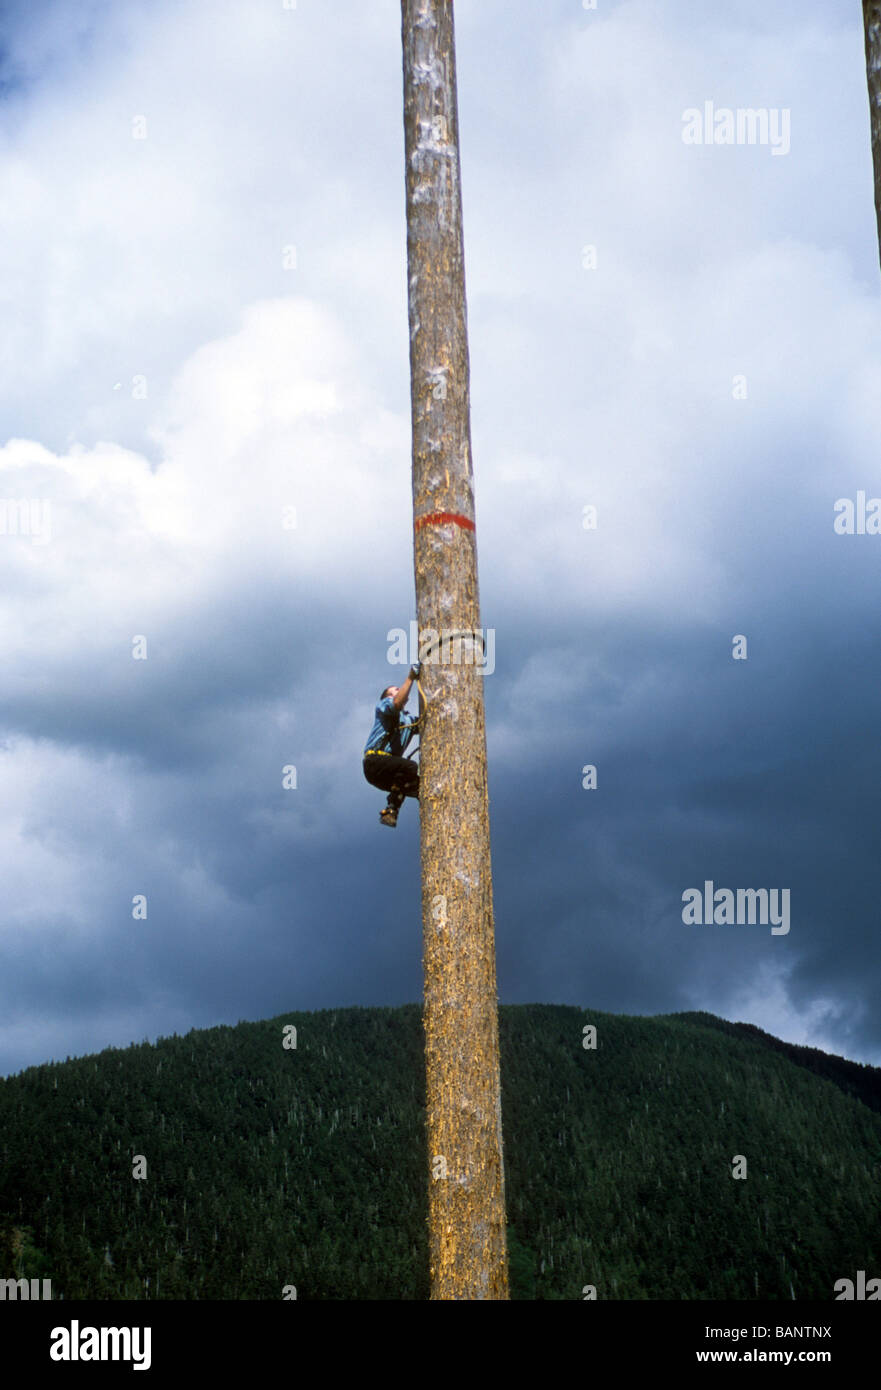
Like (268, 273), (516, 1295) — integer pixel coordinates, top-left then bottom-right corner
(671, 1010), (881, 1115)
(1, 1004), (879, 1300)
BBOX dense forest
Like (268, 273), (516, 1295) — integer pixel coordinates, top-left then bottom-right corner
(1, 1004), (879, 1300)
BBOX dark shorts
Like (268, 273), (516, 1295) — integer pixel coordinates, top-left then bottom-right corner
(363, 753), (420, 800)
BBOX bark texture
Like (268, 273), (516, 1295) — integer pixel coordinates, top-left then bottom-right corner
(401, 0), (509, 1300)
(866, 1), (881, 268)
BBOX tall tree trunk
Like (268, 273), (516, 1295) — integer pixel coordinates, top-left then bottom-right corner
(866, 1), (881, 267)
(400, 0), (509, 1300)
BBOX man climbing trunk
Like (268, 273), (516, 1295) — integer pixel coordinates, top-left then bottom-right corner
(363, 662), (423, 826)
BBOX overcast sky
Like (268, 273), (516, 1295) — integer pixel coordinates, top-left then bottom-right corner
(1, 0), (880, 1076)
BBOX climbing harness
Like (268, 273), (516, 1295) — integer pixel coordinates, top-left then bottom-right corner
(416, 628), (486, 665)
(404, 631), (486, 757)
(407, 631), (485, 757)
(406, 675), (427, 759)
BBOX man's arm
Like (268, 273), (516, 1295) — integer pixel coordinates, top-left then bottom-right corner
(391, 663), (421, 712)
(391, 674), (414, 711)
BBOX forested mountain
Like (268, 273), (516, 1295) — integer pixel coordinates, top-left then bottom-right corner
(1, 1005), (879, 1300)
(671, 1011), (881, 1115)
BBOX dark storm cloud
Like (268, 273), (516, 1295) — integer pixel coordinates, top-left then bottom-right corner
(1, 0), (880, 1076)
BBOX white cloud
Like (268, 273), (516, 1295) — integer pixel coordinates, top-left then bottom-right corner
(716, 959), (874, 1063)
(0, 296), (411, 687)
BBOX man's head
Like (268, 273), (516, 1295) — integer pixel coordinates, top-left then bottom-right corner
(381, 686), (397, 701)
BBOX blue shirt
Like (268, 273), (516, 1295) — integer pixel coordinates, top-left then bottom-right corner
(364, 696), (418, 756)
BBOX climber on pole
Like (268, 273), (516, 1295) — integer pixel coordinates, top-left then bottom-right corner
(363, 661), (424, 827)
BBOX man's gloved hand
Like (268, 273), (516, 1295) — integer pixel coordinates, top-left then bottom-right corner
(409, 661), (422, 680)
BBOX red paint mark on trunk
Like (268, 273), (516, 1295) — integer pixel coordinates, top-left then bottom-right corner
(415, 511), (475, 532)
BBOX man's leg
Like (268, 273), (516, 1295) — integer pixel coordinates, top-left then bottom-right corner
(385, 756), (419, 810)
(369, 755), (419, 825)
(364, 756), (417, 796)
